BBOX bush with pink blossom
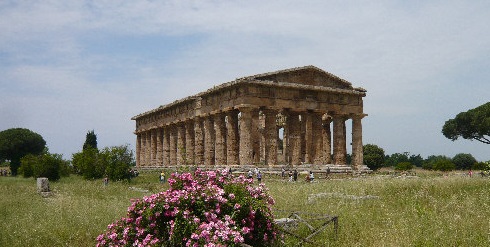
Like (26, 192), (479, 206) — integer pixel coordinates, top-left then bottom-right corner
(96, 169), (279, 247)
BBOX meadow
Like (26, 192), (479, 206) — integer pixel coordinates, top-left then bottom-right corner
(1, 169), (489, 246)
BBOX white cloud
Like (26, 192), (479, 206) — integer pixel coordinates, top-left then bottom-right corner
(1, 0), (489, 160)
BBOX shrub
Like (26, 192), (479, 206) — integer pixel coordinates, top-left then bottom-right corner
(100, 144), (135, 181)
(472, 161), (490, 171)
(385, 152), (410, 167)
(433, 159), (456, 171)
(395, 162), (413, 171)
(73, 145), (135, 181)
(363, 144), (385, 170)
(423, 155), (452, 171)
(452, 153), (477, 170)
(19, 154), (36, 178)
(19, 153), (70, 181)
(72, 147), (105, 179)
(96, 169), (279, 247)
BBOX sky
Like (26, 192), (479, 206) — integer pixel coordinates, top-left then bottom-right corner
(1, 0), (489, 162)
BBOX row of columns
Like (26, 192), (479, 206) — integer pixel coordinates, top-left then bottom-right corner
(135, 108), (364, 169)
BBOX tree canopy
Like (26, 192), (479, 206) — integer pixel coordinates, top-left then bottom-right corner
(452, 153), (477, 170)
(72, 144), (135, 180)
(0, 128), (46, 175)
(83, 130), (98, 151)
(442, 102), (490, 144)
(363, 144), (385, 170)
(20, 152), (70, 181)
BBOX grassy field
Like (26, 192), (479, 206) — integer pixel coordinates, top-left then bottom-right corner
(1, 169), (489, 246)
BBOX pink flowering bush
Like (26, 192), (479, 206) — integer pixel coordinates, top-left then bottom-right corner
(96, 169), (279, 247)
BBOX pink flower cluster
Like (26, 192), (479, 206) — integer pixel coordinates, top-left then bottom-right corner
(96, 169), (278, 247)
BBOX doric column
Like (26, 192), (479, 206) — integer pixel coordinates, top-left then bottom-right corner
(194, 117), (205, 166)
(351, 115), (365, 170)
(252, 109), (261, 163)
(214, 113), (227, 166)
(139, 132), (145, 166)
(176, 123), (185, 166)
(288, 112), (302, 166)
(156, 128), (163, 166)
(323, 115), (332, 164)
(312, 113), (324, 164)
(163, 126), (170, 166)
(145, 131), (151, 166)
(239, 106), (254, 166)
(151, 129), (157, 166)
(204, 116), (215, 166)
(169, 125), (177, 166)
(282, 112), (289, 164)
(260, 113), (266, 164)
(185, 120), (195, 165)
(136, 133), (141, 167)
(333, 115), (347, 165)
(304, 112), (313, 164)
(226, 110), (239, 166)
(263, 109), (278, 166)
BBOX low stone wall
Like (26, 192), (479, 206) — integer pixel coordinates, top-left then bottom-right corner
(136, 164), (372, 177)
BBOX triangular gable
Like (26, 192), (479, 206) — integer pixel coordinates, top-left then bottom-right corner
(246, 65), (353, 89)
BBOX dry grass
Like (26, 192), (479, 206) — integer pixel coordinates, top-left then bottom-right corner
(269, 173), (490, 246)
(1, 170), (489, 246)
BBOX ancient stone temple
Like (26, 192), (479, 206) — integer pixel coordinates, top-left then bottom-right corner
(132, 65), (368, 172)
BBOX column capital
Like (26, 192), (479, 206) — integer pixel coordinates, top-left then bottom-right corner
(350, 113), (368, 120)
(213, 111), (226, 119)
(225, 108), (240, 115)
(332, 113), (349, 120)
(235, 104), (258, 112)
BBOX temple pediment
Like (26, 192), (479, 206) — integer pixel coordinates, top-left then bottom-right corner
(245, 65), (354, 90)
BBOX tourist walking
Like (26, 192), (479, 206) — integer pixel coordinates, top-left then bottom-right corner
(248, 170), (253, 179)
(257, 171), (262, 183)
(160, 170), (166, 183)
(293, 169), (298, 182)
(309, 171), (314, 182)
(288, 170), (293, 182)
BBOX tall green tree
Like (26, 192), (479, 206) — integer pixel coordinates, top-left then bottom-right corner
(363, 144), (385, 170)
(385, 152), (410, 167)
(452, 153), (477, 170)
(0, 128), (46, 175)
(442, 102), (490, 144)
(72, 144), (135, 180)
(409, 154), (424, 167)
(423, 155), (455, 171)
(83, 130), (98, 151)
(101, 144), (135, 181)
(72, 147), (103, 179)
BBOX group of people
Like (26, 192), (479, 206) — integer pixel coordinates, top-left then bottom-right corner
(247, 168), (263, 183)
(282, 168), (299, 182)
(281, 168), (316, 182)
